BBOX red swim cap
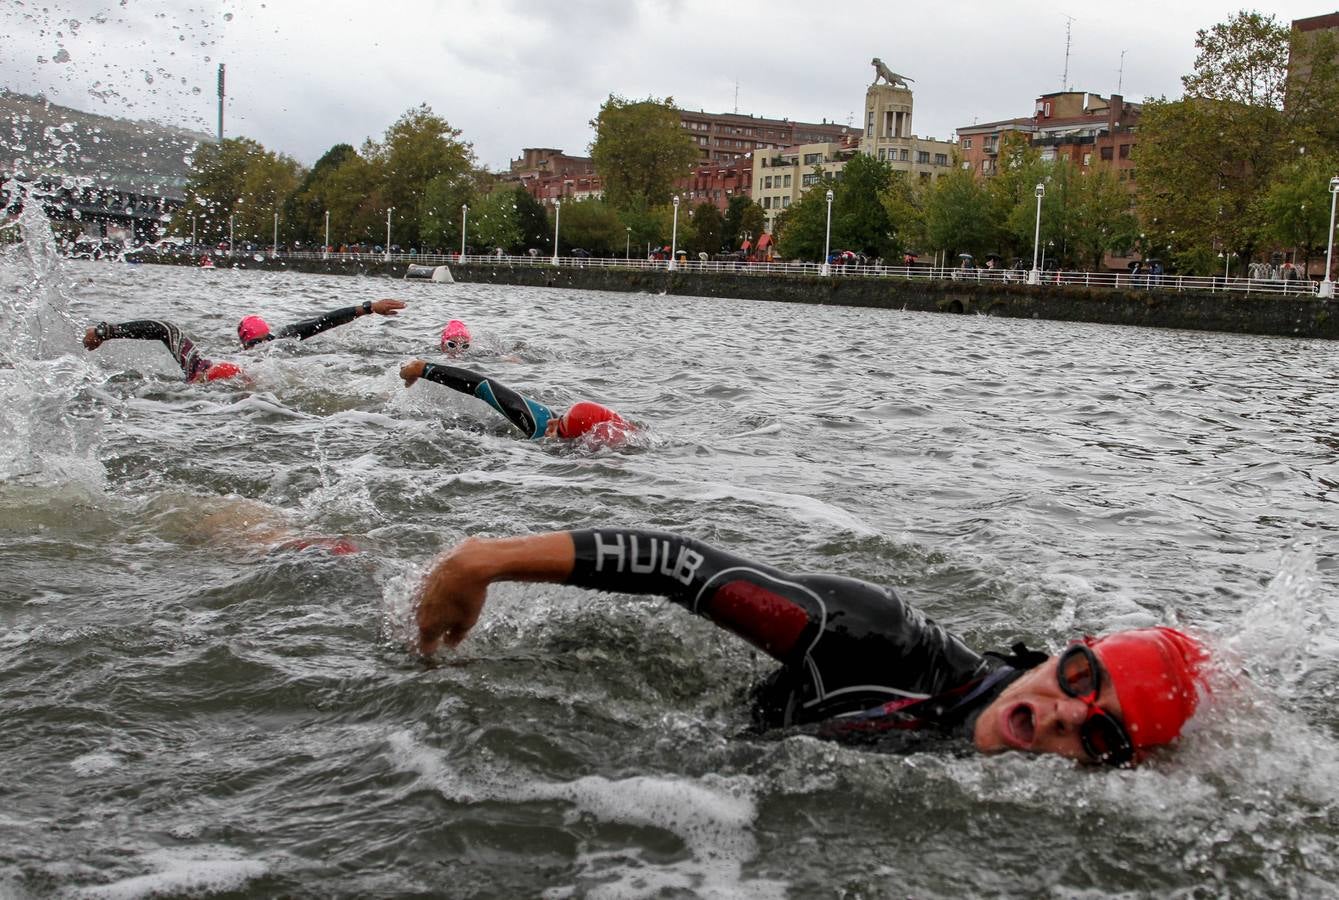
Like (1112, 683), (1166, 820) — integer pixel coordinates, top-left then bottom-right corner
(1091, 626), (1209, 758)
(203, 361), (245, 382)
(237, 315), (271, 346)
(556, 401), (629, 439)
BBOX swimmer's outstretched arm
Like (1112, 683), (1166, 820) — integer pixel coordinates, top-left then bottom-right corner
(400, 359), (556, 439)
(84, 320), (211, 381)
(276, 298), (406, 341)
(415, 529), (818, 657)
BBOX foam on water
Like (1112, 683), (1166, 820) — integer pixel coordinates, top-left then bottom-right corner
(384, 729), (787, 899)
(77, 848), (267, 899)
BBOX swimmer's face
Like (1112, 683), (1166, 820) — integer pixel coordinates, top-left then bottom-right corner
(973, 652), (1129, 765)
(440, 337), (470, 358)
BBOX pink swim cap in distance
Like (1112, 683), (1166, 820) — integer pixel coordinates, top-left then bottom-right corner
(440, 319), (471, 350)
(237, 316), (271, 346)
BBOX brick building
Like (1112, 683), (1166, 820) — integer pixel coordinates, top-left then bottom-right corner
(677, 109), (852, 164)
(957, 91), (1140, 184)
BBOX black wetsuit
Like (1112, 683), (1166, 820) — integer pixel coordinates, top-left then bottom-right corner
(567, 528), (1037, 743)
(92, 320), (214, 381)
(419, 363), (556, 439)
(241, 306), (365, 349)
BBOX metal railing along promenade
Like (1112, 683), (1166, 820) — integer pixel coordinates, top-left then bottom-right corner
(229, 249), (1327, 298)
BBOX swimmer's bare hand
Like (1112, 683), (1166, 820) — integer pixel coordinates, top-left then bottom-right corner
(399, 358), (427, 388)
(414, 533), (576, 656)
(371, 299), (406, 316)
(416, 538), (492, 654)
(83, 326), (105, 351)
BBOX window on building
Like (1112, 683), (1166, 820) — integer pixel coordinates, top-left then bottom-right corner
(763, 196), (772, 209)
(963, 138), (972, 149)
(935, 153), (947, 166)
(1128, 169), (1136, 181)
(782, 196), (790, 207)
(1118, 143), (1131, 159)
(1082, 152), (1091, 166)
(900, 149), (909, 160)
(919, 172), (931, 182)
(1100, 146), (1114, 160)
(867, 110), (874, 137)
(878, 148), (886, 160)
(917, 151), (930, 164)
(802, 172), (821, 186)
(803, 152), (821, 165)
(764, 176), (772, 189)
(782, 174), (791, 186)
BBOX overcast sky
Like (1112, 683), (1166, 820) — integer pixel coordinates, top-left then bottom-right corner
(1, 0), (1323, 170)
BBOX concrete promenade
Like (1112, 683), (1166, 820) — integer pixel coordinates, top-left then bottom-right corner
(137, 253), (1339, 340)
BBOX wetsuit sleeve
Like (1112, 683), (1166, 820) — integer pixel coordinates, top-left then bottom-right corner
(566, 527), (992, 724)
(273, 306), (360, 341)
(97, 320), (212, 381)
(420, 363), (556, 439)
(567, 527), (822, 662)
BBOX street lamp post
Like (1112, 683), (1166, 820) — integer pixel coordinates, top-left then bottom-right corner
(460, 204), (468, 258)
(669, 196), (680, 271)
(385, 208), (393, 262)
(191, 214), (196, 251)
(551, 200), (561, 265)
(228, 214), (234, 258)
(625, 226), (631, 261)
(821, 189), (834, 276)
(1028, 183), (1045, 285)
(323, 210), (330, 260)
(272, 212), (278, 258)
(1320, 175), (1339, 299)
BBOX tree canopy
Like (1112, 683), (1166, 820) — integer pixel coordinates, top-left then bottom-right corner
(589, 95), (699, 210)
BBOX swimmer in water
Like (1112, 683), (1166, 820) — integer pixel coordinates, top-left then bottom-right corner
(415, 528), (1212, 767)
(439, 319), (471, 358)
(83, 299), (407, 383)
(399, 359), (631, 442)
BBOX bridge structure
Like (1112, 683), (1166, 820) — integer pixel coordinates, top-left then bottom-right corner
(1, 174), (183, 244)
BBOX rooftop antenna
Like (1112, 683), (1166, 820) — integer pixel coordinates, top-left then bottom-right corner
(1061, 14), (1076, 91)
(1117, 49), (1126, 94)
(733, 78), (739, 114)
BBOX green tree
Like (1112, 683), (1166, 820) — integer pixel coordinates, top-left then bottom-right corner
(739, 202), (766, 250)
(986, 132), (1047, 262)
(175, 137), (303, 246)
(1286, 27), (1339, 148)
(721, 194), (752, 251)
(512, 187), (552, 253)
(773, 171), (836, 261)
(590, 95), (698, 209)
(362, 104), (476, 249)
(1182, 11), (1289, 108)
(831, 154), (895, 259)
(688, 202), (724, 256)
(285, 143), (357, 246)
(418, 170), (474, 252)
(1071, 164), (1140, 270)
(881, 171), (927, 258)
(1253, 151), (1339, 272)
(923, 166), (995, 261)
(468, 188), (522, 255)
(556, 199), (624, 255)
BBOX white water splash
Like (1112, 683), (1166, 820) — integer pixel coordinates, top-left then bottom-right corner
(0, 183), (106, 486)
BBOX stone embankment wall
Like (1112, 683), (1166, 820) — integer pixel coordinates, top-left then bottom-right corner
(139, 254), (1338, 340)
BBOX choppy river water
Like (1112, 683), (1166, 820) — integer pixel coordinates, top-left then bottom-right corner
(2, 212), (1338, 898)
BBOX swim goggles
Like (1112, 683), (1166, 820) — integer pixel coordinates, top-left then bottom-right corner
(1058, 642), (1135, 767)
(442, 339), (470, 351)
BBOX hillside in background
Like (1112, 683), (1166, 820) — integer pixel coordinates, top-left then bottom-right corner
(1, 90), (212, 200)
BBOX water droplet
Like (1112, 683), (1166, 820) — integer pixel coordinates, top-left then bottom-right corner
(52, 48), (71, 64)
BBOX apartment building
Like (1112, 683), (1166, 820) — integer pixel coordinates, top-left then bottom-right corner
(957, 91), (1140, 183)
(751, 138), (859, 232)
(678, 109), (852, 164)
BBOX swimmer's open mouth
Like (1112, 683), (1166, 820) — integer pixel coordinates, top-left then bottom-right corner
(1007, 704), (1035, 747)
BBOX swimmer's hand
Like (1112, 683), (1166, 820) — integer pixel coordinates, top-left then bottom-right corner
(399, 358), (427, 388)
(83, 325), (106, 351)
(370, 299), (407, 316)
(415, 533), (577, 656)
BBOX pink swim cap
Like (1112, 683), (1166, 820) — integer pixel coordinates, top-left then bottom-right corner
(439, 319), (472, 351)
(237, 316), (271, 346)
